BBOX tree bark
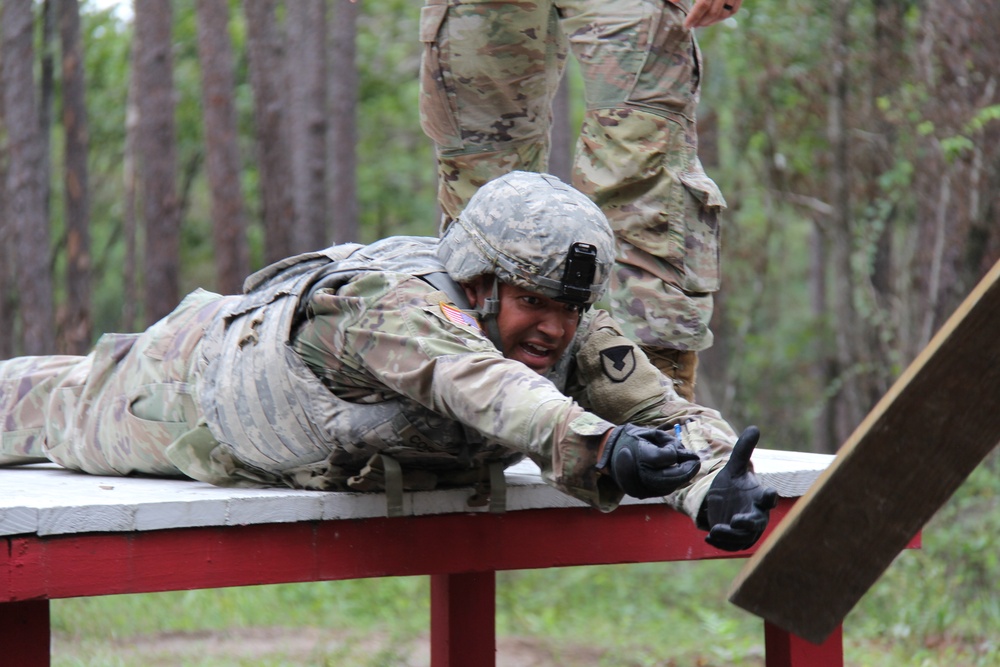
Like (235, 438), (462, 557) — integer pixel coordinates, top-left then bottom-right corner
(809, 225), (836, 454)
(328, 0), (359, 244)
(135, 0), (181, 325)
(59, 0), (92, 354)
(243, 0), (294, 263)
(0, 72), (12, 358)
(121, 25), (140, 332)
(864, 0), (907, 358)
(826, 0), (866, 445)
(287, 0), (328, 252)
(911, 0), (1000, 352)
(195, 0), (250, 294)
(2, 0), (56, 354)
(40, 0), (55, 224)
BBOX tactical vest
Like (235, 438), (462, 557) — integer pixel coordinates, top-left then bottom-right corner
(196, 237), (522, 502)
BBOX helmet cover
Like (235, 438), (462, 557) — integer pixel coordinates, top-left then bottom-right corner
(438, 171), (614, 306)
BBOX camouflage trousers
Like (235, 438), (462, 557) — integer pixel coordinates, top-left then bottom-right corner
(419, 0), (726, 353)
(0, 289), (233, 476)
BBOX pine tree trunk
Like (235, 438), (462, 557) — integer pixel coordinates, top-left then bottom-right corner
(912, 0), (1000, 352)
(826, 0), (866, 445)
(328, 0), (358, 244)
(287, 0), (328, 252)
(59, 0), (92, 354)
(244, 0), (294, 263)
(2, 0), (56, 354)
(134, 0), (181, 325)
(121, 29), (140, 332)
(196, 0), (250, 294)
(0, 83), (12, 358)
(40, 0), (55, 224)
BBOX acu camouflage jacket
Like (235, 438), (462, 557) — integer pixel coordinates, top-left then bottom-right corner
(189, 237), (736, 516)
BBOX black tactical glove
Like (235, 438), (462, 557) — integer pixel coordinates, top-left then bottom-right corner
(704, 426), (779, 552)
(597, 424), (702, 498)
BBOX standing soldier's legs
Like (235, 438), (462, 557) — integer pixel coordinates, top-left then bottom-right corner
(560, 0), (725, 401)
(418, 0), (565, 227)
(419, 0), (724, 401)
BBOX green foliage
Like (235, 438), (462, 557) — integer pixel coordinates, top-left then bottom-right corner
(497, 559), (762, 664)
(355, 0), (438, 242)
(53, 577), (429, 639)
(59, 0), (439, 337)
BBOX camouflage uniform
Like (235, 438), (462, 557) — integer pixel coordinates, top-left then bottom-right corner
(0, 173), (738, 521)
(0, 243), (733, 519)
(0, 289), (234, 476)
(419, 0), (726, 398)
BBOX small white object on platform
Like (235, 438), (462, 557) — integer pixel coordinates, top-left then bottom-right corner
(0, 449), (833, 538)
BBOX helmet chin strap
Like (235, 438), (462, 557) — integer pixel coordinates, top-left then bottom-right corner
(476, 276), (504, 351)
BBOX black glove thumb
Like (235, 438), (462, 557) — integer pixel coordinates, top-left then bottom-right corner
(704, 425), (778, 552)
(723, 424), (758, 477)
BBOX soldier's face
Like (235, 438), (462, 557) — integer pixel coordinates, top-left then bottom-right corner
(466, 279), (581, 374)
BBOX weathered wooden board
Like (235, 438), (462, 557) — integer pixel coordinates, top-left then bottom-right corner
(729, 258), (1000, 644)
(0, 449), (831, 538)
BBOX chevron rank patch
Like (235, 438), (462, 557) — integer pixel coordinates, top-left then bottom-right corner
(599, 344), (636, 382)
(439, 302), (482, 332)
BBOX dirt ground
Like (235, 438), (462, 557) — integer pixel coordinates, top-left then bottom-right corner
(51, 626), (999, 666)
(53, 627), (629, 667)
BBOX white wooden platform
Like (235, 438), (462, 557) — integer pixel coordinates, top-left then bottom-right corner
(0, 449), (833, 538)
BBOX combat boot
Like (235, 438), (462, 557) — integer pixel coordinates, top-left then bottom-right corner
(643, 347), (698, 402)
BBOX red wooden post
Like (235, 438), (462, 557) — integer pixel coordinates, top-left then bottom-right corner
(765, 621), (843, 667)
(430, 572), (496, 667)
(1, 599), (50, 666)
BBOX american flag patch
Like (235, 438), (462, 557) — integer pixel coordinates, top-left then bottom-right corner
(439, 302), (481, 332)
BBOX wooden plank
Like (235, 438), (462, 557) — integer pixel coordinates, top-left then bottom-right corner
(729, 258), (1000, 644)
(0, 451), (831, 538)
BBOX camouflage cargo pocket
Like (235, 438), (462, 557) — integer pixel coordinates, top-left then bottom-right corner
(418, 0), (462, 150)
(628, 0), (701, 116)
(677, 168), (725, 293)
(118, 382), (198, 475)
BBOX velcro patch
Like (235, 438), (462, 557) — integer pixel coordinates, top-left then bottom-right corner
(439, 302), (482, 332)
(599, 345), (636, 383)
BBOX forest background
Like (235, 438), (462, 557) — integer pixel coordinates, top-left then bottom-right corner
(2, 0), (999, 665)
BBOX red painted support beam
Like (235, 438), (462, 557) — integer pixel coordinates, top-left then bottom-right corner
(3, 498), (905, 667)
(431, 572), (496, 667)
(0, 599), (50, 666)
(4, 503), (777, 602)
(765, 621), (843, 667)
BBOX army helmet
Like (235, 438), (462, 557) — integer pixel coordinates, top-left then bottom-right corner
(438, 171), (615, 307)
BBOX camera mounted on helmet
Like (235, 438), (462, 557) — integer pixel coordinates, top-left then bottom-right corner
(558, 242), (599, 306)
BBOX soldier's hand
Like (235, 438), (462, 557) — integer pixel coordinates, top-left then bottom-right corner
(685, 0), (742, 30)
(704, 426), (779, 552)
(598, 424), (701, 498)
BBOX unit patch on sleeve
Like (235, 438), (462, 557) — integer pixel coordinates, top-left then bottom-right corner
(439, 302), (482, 332)
(599, 345), (636, 382)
